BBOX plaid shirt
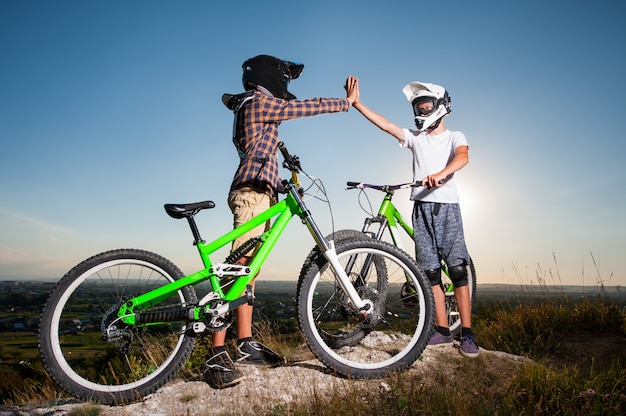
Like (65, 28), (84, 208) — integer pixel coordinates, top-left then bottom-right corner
(230, 91), (349, 196)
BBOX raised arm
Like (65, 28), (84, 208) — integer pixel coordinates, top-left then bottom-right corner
(346, 76), (405, 143)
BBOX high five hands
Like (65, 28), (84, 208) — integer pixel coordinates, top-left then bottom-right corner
(345, 75), (359, 105)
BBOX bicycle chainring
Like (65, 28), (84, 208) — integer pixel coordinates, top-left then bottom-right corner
(200, 302), (233, 333)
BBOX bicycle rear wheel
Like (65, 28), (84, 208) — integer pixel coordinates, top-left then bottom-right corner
(298, 239), (434, 378)
(309, 229), (476, 336)
(38, 249), (197, 405)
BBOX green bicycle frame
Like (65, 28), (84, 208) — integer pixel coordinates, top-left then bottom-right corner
(117, 192), (304, 325)
(374, 193), (414, 251)
(364, 189), (452, 287)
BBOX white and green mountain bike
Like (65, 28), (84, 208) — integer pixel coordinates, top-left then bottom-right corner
(38, 142), (435, 405)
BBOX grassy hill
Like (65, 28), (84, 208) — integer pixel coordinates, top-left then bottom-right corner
(1, 280), (625, 414)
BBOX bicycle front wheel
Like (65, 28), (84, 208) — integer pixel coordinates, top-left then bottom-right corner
(298, 239), (434, 378)
(38, 249), (197, 405)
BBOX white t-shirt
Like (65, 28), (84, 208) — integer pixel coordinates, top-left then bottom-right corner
(401, 128), (469, 203)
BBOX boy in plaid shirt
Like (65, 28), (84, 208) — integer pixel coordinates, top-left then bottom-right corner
(203, 55), (358, 389)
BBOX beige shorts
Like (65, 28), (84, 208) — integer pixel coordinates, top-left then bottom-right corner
(228, 187), (274, 252)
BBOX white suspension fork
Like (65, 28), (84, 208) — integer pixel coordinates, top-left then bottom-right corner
(323, 241), (372, 314)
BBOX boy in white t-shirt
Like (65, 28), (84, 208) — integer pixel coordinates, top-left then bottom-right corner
(347, 77), (479, 357)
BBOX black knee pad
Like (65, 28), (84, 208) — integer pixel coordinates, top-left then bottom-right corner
(424, 268), (442, 287)
(448, 263), (468, 287)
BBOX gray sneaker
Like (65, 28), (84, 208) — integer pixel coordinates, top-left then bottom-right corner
(460, 335), (480, 358)
(202, 349), (245, 389)
(427, 332), (454, 348)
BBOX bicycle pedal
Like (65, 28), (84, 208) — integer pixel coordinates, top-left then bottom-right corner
(188, 322), (207, 336)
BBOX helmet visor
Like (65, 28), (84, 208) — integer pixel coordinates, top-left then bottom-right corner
(412, 97), (437, 116)
(285, 61), (304, 80)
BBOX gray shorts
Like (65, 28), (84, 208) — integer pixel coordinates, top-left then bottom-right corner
(412, 201), (470, 270)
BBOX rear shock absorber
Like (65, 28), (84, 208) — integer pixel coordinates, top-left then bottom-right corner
(224, 236), (261, 264)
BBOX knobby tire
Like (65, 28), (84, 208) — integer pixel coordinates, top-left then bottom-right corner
(297, 238), (434, 378)
(38, 249), (197, 405)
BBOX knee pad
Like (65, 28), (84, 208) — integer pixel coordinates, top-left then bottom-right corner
(424, 268), (442, 287)
(448, 263), (468, 287)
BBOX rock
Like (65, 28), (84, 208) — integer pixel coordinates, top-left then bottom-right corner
(2, 346), (526, 416)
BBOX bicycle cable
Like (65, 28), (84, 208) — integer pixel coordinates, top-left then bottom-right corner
(356, 188), (375, 218)
(298, 167), (336, 236)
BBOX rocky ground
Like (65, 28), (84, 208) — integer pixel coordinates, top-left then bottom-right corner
(0, 343), (530, 416)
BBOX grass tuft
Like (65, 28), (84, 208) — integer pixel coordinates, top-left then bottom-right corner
(66, 403), (103, 416)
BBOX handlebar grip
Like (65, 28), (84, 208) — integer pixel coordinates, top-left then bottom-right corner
(278, 141), (291, 161)
(278, 141), (302, 173)
(414, 179), (444, 187)
(346, 181), (360, 187)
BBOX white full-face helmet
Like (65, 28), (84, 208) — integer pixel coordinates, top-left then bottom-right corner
(402, 81), (451, 131)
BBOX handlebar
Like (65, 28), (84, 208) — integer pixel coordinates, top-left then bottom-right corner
(346, 179), (445, 192)
(346, 181), (420, 192)
(278, 141), (302, 173)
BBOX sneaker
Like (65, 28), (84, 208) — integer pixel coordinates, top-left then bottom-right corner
(234, 340), (286, 367)
(427, 332), (454, 348)
(460, 335), (480, 358)
(202, 348), (245, 389)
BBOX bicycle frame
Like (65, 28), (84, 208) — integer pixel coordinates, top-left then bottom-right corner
(365, 190), (414, 253)
(38, 144), (437, 406)
(354, 183), (454, 287)
(116, 157), (369, 328)
(116, 197), (295, 325)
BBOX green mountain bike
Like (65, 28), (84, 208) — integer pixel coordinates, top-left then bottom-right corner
(320, 181), (476, 336)
(38, 143), (434, 405)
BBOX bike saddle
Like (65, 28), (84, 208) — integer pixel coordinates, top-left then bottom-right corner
(164, 201), (215, 219)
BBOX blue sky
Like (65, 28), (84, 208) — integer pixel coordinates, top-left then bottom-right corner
(1, 0), (625, 287)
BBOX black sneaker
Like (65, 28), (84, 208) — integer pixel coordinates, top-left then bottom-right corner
(234, 340), (286, 367)
(202, 348), (245, 389)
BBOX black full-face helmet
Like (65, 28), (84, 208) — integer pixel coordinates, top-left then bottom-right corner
(242, 55), (304, 100)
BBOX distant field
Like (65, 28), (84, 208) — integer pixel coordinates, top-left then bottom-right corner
(473, 283), (626, 304)
(0, 332), (40, 363)
(1, 280), (624, 368)
(1, 279), (625, 409)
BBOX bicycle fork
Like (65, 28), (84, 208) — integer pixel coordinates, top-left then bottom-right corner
(364, 213), (454, 296)
(360, 215), (417, 301)
(286, 182), (372, 315)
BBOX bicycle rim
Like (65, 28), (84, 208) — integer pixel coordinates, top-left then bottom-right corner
(39, 250), (196, 404)
(299, 240), (433, 378)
